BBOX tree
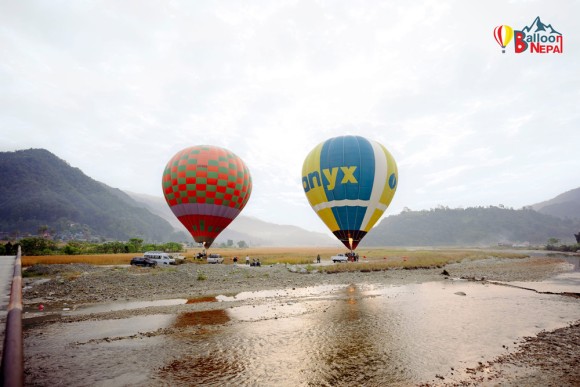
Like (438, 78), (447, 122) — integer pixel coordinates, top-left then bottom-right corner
(37, 225), (49, 237)
(19, 237), (57, 255)
(4, 242), (14, 255)
(546, 237), (561, 250)
(63, 244), (79, 255)
(237, 240), (248, 248)
(162, 242), (182, 252)
(547, 237), (560, 245)
(127, 238), (143, 253)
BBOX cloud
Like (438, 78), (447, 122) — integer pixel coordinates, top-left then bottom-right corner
(1, 0), (579, 234)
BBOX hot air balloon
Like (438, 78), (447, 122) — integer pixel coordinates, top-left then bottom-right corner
(162, 145), (252, 249)
(302, 135), (398, 250)
(493, 25), (514, 53)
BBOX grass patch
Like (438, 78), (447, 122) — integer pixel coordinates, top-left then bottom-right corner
(21, 253), (136, 267)
(22, 270), (44, 278)
(61, 271), (82, 281)
(196, 270), (207, 281)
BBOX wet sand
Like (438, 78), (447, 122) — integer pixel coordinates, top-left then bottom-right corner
(22, 254), (580, 386)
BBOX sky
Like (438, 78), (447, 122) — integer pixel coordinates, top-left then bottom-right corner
(1, 0), (579, 235)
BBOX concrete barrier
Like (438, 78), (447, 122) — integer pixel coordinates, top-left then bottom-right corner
(0, 246), (23, 387)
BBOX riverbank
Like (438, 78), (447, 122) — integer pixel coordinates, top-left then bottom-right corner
(22, 254), (580, 386)
(23, 255), (570, 305)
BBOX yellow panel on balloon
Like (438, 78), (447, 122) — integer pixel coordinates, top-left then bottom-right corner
(318, 207), (339, 232)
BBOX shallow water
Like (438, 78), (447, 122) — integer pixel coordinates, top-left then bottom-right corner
(24, 278), (580, 386)
(496, 256), (580, 294)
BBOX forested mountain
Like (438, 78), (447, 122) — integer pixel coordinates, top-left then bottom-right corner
(2, 148), (578, 247)
(0, 149), (186, 242)
(362, 206), (580, 247)
(532, 187), (580, 221)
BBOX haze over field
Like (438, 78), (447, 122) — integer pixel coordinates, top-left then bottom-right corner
(2, 1), (579, 234)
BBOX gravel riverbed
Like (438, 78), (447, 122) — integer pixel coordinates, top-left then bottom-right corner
(22, 255), (580, 386)
(23, 256), (569, 305)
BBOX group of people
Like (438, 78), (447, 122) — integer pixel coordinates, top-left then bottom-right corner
(233, 256), (261, 266)
(346, 252), (360, 262)
(247, 255), (261, 266)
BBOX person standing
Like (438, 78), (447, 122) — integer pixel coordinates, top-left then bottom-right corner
(316, 254), (321, 264)
(246, 255), (250, 265)
(233, 256), (238, 267)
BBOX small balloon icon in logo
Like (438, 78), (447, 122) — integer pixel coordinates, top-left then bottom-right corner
(494, 25), (514, 53)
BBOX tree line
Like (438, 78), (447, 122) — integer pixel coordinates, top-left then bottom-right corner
(0, 237), (183, 256)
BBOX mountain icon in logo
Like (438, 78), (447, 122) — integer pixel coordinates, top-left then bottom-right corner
(522, 16), (561, 35)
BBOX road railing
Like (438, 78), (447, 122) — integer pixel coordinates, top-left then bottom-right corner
(0, 246), (23, 387)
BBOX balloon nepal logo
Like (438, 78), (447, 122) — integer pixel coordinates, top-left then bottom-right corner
(494, 16), (563, 54)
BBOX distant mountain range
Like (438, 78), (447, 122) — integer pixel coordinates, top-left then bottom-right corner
(1, 148), (578, 246)
(363, 205), (579, 247)
(361, 188), (580, 247)
(126, 192), (336, 247)
(531, 187), (580, 221)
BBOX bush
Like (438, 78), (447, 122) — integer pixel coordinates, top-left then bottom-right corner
(19, 237), (58, 256)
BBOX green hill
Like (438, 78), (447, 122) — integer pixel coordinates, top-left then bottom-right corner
(532, 187), (580, 221)
(0, 149), (186, 242)
(362, 206), (580, 247)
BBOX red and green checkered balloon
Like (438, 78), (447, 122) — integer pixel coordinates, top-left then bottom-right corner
(162, 145), (252, 248)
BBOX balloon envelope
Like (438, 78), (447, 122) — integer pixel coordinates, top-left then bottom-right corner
(162, 145), (252, 248)
(302, 135), (398, 250)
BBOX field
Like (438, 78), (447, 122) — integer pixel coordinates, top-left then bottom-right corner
(21, 246), (528, 272)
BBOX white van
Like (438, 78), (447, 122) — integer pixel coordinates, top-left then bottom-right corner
(143, 251), (176, 265)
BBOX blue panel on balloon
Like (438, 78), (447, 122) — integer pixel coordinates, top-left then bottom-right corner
(320, 136), (375, 202)
(332, 205), (366, 232)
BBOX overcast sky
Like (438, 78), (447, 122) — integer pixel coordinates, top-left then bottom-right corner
(1, 0), (579, 235)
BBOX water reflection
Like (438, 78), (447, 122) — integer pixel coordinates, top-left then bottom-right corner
(173, 309), (229, 328)
(304, 284), (408, 386)
(159, 354), (245, 386)
(216, 284), (343, 302)
(186, 296), (218, 304)
(24, 280), (580, 386)
(562, 255), (580, 271)
(157, 281), (580, 386)
(500, 272), (580, 294)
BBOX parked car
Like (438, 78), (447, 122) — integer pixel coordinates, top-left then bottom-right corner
(207, 253), (224, 264)
(130, 257), (158, 267)
(143, 251), (176, 265)
(331, 253), (348, 263)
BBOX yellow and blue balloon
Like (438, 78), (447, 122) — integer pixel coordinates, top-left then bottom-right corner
(302, 135), (398, 250)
